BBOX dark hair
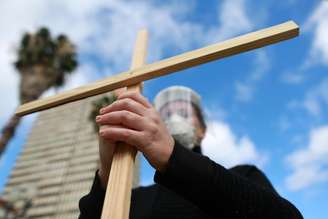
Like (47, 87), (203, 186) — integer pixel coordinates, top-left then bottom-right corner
(191, 103), (207, 131)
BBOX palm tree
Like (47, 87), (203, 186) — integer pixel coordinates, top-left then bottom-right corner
(0, 27), (78, 156)
(89, 94), (117, 133)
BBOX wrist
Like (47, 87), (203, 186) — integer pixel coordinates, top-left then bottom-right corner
(157, 137), (175, 173)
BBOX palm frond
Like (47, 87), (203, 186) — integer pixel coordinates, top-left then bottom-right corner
(89, 94), (117, 132)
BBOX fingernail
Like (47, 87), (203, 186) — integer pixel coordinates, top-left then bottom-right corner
(99, 131), (105, 136)
(99, 108), (104, 114)
(96, 116), (101, 121)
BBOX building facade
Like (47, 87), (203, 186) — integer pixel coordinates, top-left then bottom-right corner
(1, 95), (139, 218)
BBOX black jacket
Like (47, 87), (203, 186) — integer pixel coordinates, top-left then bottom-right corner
(79, 141), (303, 219)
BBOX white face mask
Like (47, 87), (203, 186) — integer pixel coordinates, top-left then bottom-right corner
(165, 114), (197, 150)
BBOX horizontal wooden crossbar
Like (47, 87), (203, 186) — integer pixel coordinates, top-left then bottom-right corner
(16, 21), (299, 116)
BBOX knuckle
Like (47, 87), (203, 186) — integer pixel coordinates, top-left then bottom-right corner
(153, 116), (161, 125)
(121, 110), (130, 121)
(125, 111), (134, 122)
(121, 99), (130, 108)
(120, 111), (135, 125)
(148, 122), (158, 135)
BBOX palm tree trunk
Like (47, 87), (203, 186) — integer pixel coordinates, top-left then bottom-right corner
(0, 66), (55, 157)
(0, 115), (21, 156)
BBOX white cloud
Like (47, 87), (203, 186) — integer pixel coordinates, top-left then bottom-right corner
(279, 2), (328, 85)
(41, 63), (100, 99)
(0, 0), (199, 127)
(0, 45), (19, 123)
(285, 126), (328, 191)
(0, 0), (256, 126)
(281, 71), (306, 84)
(235, 50), (270, 102)
(304, 2), (328, 66)
(303, 78), (328, 116)
(235, 81), (254, 102)
(285, 78), (328, 121)
(206, 0), (253, 43)
(204, 106), (227, 121)
(202, 120), (267, 168)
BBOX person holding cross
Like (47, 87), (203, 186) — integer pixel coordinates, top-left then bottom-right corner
(79, 86), (303, 219)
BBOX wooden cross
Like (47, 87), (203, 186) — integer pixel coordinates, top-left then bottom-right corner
(15, 21), (299, 219)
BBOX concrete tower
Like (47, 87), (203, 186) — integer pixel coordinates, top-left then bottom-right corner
(2, 94), (139, 218)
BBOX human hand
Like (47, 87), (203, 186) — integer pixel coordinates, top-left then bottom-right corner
(96, 91), (174, 182)
(96, 88), (127, 188)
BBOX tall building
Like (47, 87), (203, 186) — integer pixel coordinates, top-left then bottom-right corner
(1, 94), (139, 218)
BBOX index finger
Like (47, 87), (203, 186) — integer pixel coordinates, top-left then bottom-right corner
(118, 91), (152, 108)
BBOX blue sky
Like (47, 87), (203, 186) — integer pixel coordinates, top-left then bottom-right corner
(0, 0), (328, 218)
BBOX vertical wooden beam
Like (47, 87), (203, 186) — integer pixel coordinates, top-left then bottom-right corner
(101, 30), (148, 219)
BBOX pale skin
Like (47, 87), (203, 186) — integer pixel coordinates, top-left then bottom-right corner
(96, 91), (175, 187)
(96, 90), (206, 188)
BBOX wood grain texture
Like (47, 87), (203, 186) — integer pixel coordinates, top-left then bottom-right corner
(16, 21), (299, 116)
(100, 30), (147, 219)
